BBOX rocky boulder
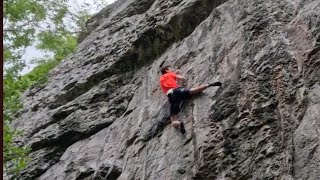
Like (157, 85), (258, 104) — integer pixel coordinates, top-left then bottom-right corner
(13, 0), (320, 179)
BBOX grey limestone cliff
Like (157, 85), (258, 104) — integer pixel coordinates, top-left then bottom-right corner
(13, 0), (320, 179)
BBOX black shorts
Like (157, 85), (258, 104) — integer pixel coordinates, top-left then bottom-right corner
(168, 87), (191, 116)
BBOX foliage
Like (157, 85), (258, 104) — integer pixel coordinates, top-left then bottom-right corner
(36, 31), (77, 61)
(3, 73), (31, 178)
(4, 0), (68, 74)
(3, 122), (31, 177)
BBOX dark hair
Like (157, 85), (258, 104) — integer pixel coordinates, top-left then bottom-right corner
(161, 66), (170, 75)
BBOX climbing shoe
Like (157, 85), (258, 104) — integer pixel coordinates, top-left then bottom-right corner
(208, 82), (222, 87)
(180, 121), (186, 134)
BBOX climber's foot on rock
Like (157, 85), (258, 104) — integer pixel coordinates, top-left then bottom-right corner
(208, 82), (222, 87)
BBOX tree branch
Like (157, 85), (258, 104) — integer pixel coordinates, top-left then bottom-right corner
(4, 19), (39, 33)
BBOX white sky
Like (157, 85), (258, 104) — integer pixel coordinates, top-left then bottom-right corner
(21, 0), (117, 75)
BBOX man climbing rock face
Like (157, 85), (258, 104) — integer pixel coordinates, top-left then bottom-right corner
(159, 66), (222, 133)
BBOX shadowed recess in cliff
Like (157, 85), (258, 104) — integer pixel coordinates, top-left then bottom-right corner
(53, 0), (228, 107)
(131, 0), (228, 67)
(142, 101), (171, 141)
(53, 72), (133, 107)
(79, 0), (156, 43)
(29, 119), (114, 151)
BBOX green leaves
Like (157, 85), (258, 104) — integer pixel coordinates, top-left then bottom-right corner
(4, 0), (51, 77)
(3, 75), (30, 178)
(4, 0), (46, 44)
(36, 31), (77, 60)
(4, 0), (45, 22)
(53, 6), (68, 26)
(3, 122), (31, 177)
(3, 0), (70, 73)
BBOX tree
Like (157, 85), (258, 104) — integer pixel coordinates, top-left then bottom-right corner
(4, 0), (68, 74)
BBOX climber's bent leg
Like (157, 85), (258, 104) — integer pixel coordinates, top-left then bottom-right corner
(170, 102), (181, 128)
(168, 87), (191, 128)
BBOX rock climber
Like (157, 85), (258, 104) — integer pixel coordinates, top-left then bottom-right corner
(159, 66), (222, 133)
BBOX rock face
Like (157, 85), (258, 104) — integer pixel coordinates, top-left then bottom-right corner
(13, 0), (320, 179)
